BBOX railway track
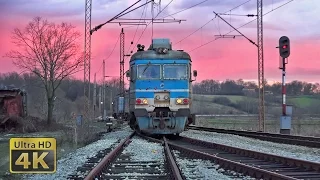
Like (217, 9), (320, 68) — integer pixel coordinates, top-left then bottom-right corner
(188, 125), (320, 148)
(69, 129), (320, 180)
(166, 136), (320, 180)
(69, 132), (183, 180)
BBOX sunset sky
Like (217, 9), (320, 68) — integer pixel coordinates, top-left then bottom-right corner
(1, 0), (320, 84)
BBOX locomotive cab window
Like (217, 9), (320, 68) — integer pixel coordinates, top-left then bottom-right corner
(163, 64), (188, 79)
(130, 66), (136, 81)
(137, 64), (161, 79)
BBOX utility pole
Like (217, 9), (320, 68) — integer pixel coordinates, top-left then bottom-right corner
(257, 0), (265, 132)
(99, 86), (102, 114)
(110, 89), (113, 115)
(84, 0), (92, 122)
(151, 0), (154, 40)
(93, 73), (96, 120)
(103, 59), (106, 121)
(213, 0), (265, 132)
(119, 28), (125, 120)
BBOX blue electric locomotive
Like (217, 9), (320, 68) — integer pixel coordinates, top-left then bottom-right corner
(125, 38), (197, 135)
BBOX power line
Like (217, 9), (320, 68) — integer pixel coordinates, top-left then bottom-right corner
(213, 11), (257, 47)
(128, 0), (174, 54)
(125, 0), (148, 56)
(90, 0), (151, 34)
(96, 37), (120, 74)
(127, 0), (209, 52)
(106, 36), (120, 61)
(174, 0), (252, 45)
(189, 0), (295, 52)
(160, 0), (209, 19)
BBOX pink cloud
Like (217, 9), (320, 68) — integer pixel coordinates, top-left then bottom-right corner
(1, 1), (320, 85)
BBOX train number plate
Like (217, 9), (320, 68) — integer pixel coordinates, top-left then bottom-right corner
(154, 104), (170, 107)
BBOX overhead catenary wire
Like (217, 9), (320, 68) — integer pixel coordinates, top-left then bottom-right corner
(90, 0), (152, 34)
(96, 37), (120, 74)
(213, 11), (258, 47)
(174, 0), (252, 45)
(160, 0), (209, 19)
(128, 0), (174, 55)
(189, 0), (295, 52)
(127, 0), (214, 54)
(125, 0), (148, 56)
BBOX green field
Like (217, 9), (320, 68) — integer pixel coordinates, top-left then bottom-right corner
(192, 94), (249, 114)
(193, 94), (320, 109)
(195, 116), (320, 136)
(287, 96), (320, 108)
(193, 94), (248, 103)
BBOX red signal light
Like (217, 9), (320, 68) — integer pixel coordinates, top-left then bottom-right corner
(183, 98), (189, 104)
(282, 45), (287, 49)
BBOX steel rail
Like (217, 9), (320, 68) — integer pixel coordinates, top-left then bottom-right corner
(167, 140), (298, 180)
(188, 125), (320, 148)
(181, 136), (320, 172)
(163, 136), (184, 180)
(84, 131), (135, 180)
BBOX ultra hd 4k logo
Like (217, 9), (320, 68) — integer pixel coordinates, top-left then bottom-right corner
(10, 137), (56, 173)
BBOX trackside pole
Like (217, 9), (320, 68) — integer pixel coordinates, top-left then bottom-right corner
(278, 36), (292, 134)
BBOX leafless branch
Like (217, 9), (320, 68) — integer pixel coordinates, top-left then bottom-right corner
(4, 16), (83, 125)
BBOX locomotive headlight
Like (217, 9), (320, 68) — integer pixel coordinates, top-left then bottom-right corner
(176, 98), (182, 104)
(164, 95), (169, 100)
(142, 98), (148, 104)
(176, 98), (189, 105)
(155, 95), (160, 100)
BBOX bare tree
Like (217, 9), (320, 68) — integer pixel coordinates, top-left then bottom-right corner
(5, 17), (84, 125)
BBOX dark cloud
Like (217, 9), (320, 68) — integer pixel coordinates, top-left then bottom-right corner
(175, 0), (288, 11)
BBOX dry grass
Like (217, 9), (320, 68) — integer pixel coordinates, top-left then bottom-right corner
(196, 116), (320, 137)
(0, 115), (69, 133)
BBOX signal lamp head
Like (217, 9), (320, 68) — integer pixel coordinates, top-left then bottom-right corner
(279, 36), (290, 58)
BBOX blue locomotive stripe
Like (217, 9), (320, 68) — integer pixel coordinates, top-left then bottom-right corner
(131, 59), (190, 64)
(135, 92), (189, 98)
(135, 80), (188, 89)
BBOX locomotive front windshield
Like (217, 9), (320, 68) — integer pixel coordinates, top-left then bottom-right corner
(137, 64), (188, 79)
(137, 64), (161, 79)
(163, 64), (188, 79)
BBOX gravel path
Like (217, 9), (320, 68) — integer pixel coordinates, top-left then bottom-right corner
(173, 150), (256, 180)
(181, 129), (320, 163)
(23, 129), (133, 180)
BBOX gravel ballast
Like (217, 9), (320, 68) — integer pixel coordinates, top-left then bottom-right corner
(173, 150), (256, 180)
(181, 129), (320, 163)
(23, 129), (133, 180)
(103, 136), (166, 178)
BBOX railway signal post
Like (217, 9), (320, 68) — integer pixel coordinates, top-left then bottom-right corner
(278, 36), (292, 134)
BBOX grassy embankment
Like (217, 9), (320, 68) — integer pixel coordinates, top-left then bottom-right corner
(192, 94), (320, 136)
